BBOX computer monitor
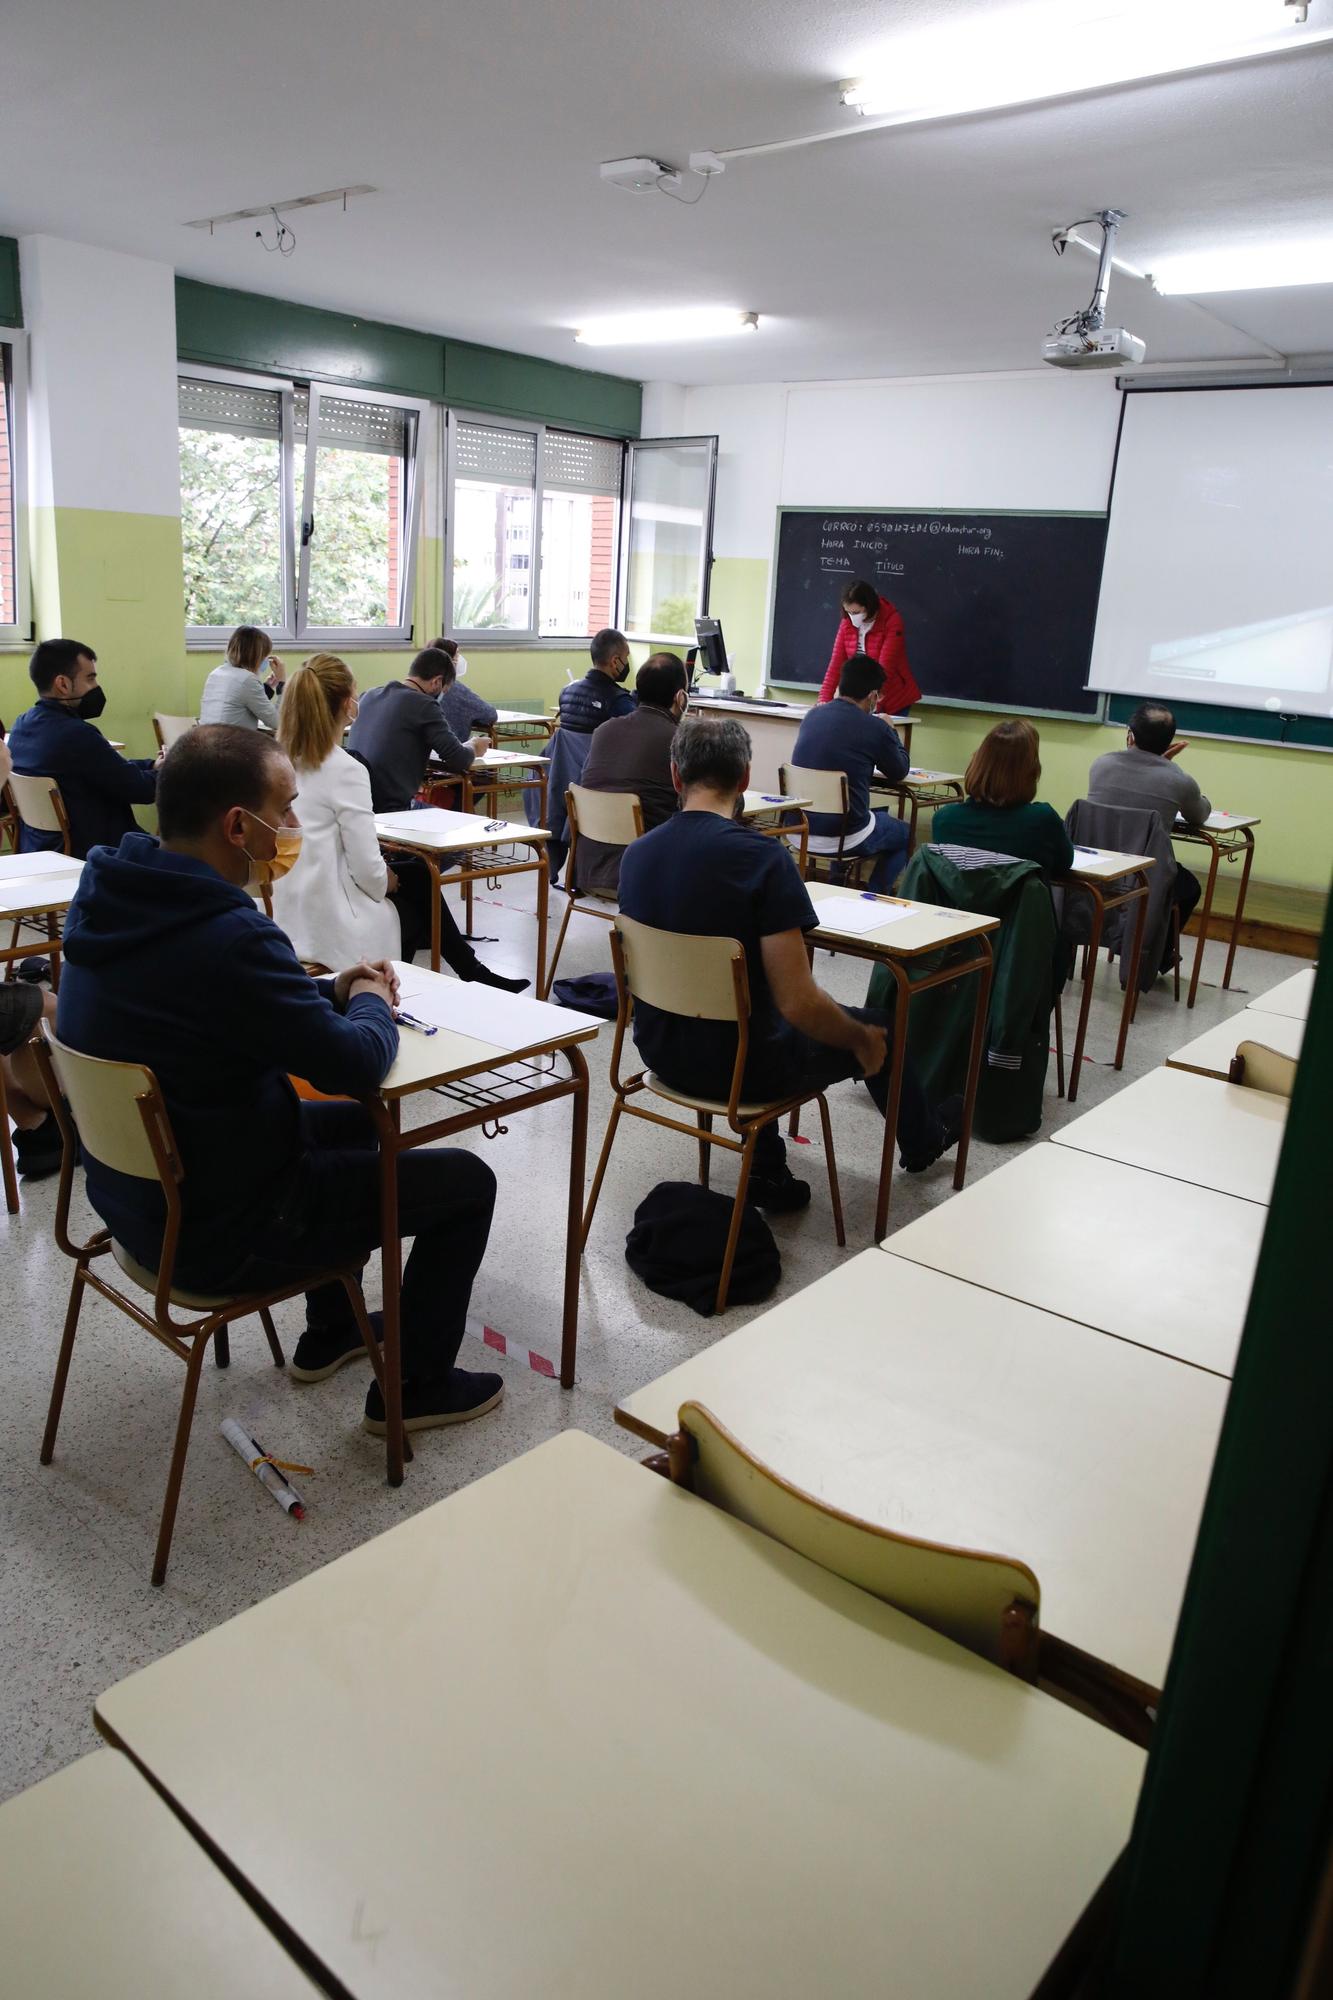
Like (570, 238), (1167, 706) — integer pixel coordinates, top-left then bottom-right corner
(694, 616), (729, 679)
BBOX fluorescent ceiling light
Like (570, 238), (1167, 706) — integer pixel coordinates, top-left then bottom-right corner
(575, 309), (759, 346)
(839, 0), (1332, 124)
(1151, 243), (1333, 293)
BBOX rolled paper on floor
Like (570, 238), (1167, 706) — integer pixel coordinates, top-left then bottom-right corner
(221, 1418), (306, 1521)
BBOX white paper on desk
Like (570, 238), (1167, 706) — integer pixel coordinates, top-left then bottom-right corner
(0, 848), (81, 880)
(810, 896), (914, 936)
(377, 808), (496, 839)
(394, 967), (603, 1045)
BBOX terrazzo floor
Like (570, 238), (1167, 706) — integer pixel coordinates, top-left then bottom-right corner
(0, 867), (1301, 1801)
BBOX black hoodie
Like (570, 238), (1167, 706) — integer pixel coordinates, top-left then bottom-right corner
(57, 832), (397, 1282)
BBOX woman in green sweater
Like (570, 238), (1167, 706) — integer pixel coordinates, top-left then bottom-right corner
(932, 718), (1074, 875)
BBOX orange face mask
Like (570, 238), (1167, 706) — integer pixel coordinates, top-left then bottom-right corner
(242, 810), (303, 890)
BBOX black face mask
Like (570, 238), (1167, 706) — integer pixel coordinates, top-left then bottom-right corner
(76, 686), (108, 720)
(612, 659), (631, 684)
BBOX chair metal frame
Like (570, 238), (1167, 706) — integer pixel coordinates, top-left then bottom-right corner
(778, 762), (872, 885)
(33, 1033), (381, 1586)
(582, 918), (845, 1314)
(542, 782), (644, 998)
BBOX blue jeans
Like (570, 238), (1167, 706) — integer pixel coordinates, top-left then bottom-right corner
(849, 809), (911, 893)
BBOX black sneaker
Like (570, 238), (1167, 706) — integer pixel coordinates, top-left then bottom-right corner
(745, 1167), (812, 1215)
(900, 1095), (965, 1174)
(289, 1310), (383, 1383)
(15, 1116), (63, 1181)
(362, 1367), (504, 1435)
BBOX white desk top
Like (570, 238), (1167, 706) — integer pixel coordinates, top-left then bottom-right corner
(0, 846), (79, 881)
(0, 1752), (317, 1997)
(1246, 965), (1315, 1022)
(374, 806), (548, 852)
(897, 766), (963, 786)
(617, 1254), (1224, 1691)
(0, 864), (83, 919)
(1065, 844), (1157, 883)
(471, 746), (550, 769)
(378, 961), (602, 1098)
(882, 1143), (1262, 1377)
(1175, 811), (1261, 834)
(808, 880), (998, 957)
(97, 1429), (1143, 2000)
(1166, 1010), (1304, 1082)
(1052, 1065), (1287, 1205)
(741, 788), (811, 817)
(492, 708), (549, 726)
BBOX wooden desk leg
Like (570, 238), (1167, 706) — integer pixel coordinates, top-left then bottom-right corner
(1065, 883), (1104, 1105)
(370, 1100), (408, 1486)
(954, 938), (994, 1190)
(47, 915), (62, 992)
(1114, 879), (1151, 1068)
(900, 722), (913, 760)
(1222, 830), (1255, 991)
(1185, 833), (1222, 1010)
(873, 963), (913, 1240)
(425, 853), (442, 973)
(559, 1045), (589, 1388)
(534, 849), (550, 998)
(0, 1062), (18, 1215)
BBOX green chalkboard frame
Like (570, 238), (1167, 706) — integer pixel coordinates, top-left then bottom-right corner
(1105, 692), (1333, 752)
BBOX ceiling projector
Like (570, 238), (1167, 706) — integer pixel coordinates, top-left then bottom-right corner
(1044, 209), (1145, 372)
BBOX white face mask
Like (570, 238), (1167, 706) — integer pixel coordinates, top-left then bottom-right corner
(847, 609), (869, 631)
(455, 654), (468, 678)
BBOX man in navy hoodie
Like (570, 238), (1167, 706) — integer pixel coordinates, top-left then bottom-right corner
(8, 639), (158, 857)
(56, 724), (502, 1436)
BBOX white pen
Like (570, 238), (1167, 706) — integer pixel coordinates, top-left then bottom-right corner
(395, 1008), (438, 1036)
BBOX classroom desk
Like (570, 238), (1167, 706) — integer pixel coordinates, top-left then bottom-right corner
(1052, 1064), (1287, 1206)
(806, 881), (998, 1236)
(881, 1142), (1263, 1378)
(1052, 845), (1156, 1103)
(373, 806), (550, 990)
(489, 707), (554, 746)
(1245, 964), (1315, 1022)
(462, 745), (550, 825)
(0, 1752), (319, 1998)
(1171, 811), (1260, 1008)
(96, 1429), (1144, 2000)
(871, 766), (965, 853)
(740, 787), (811, 871)
(1166, 1008), (1304, 1083)
(617, 1252), (1226, 1698)
(689, 692), (914, 781)
(360, 964), (602, 1483)
(0, 855), (83, 988)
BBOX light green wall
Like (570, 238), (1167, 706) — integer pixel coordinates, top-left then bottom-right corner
(721, 555), (1332, 901)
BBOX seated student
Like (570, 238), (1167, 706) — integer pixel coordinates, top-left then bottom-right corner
(557, 627), (637, 734)
(56, 725), (502, 1434)
(791, 653), (912, 890)
(8, 640), (157, 857)
(0, 738), (60, 1178)
(932, 719), (1075, 875)
(1088, 701), (1211, 949)
(428, 638), (499, 738)
(199, 626), (286, 729)
(618, 716), (962, 1211)
(346, 646), (486, 813)
(273, 654), (526, 991)
(575, 651), (688, 894)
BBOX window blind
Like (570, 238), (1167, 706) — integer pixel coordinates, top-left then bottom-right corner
(178, 376), (281, 438)
(294, 390), (409, 456)
(455, 421), (537, 484)
(544, 430), (622, 495)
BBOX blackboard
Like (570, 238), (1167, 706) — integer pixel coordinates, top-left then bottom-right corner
(770, 507), (1110, 718)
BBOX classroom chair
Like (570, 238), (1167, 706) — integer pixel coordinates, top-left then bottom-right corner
(1229, 1038), (1297, 1098)
(5, 770), (72, 853)
(152, 713), (197, 752)
(581, 916), (845, 1314)
(662, 1400), (1041, 1677)
(0, 719), (15, 854)
(778, 763), (872, 886)
(33, 1032), (381, 1586)
(541, 783), (644, 998)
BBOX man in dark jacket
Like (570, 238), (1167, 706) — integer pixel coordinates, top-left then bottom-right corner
(575, 652), (687, 893)
(56, 724), (502, 1435)
(791, 653), (911, 890)
(347, 647), (485, 813)
(8, 639), (157, 857)
(557, 627), (637, 735)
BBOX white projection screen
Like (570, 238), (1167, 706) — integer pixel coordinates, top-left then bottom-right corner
(1090, 384), (1333, 719)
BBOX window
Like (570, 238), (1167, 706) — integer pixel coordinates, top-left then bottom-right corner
(445, 415), (623, 641)
(619, 436), (718, 644)
(178, 369), (425, 645)
(0, 338), (29, 643)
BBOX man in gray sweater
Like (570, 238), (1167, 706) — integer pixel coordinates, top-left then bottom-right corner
(347, 647), (485, 813)
(1088, 701), (1212, 955)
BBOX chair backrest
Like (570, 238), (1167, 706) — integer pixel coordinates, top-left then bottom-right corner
(43, 1033), (180, 1186)
(614, 914), (746, 1024)
(153, 713), (196, 751)
(1230, 1039), (1298, 1099)
(780, 763), (848, 818)
(567, 782), (644, 850)
(676, 1401), (1041, 1675)
(7, 770), (69, 844)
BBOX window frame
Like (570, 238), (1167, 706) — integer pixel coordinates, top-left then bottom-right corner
(179, 364), (427, 650)
(443, 408), (626, 647)
(0, 333), (32, 647)
(617, 434), (718, 648)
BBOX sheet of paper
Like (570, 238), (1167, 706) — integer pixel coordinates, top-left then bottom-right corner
(810, 895), (915, 936)
(393, 965), (603, 1046)
(376, 808), (495, 840)
(0, 849), (80, 880)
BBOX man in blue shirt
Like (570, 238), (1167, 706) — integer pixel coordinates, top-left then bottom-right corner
(618, 716), (960, 1210)
(557, 628), (637, 734)
(791, 653), (911, 891)
(8, 639), (158, 857)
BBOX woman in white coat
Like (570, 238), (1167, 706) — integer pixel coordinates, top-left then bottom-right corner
(272, 654), (527, 988)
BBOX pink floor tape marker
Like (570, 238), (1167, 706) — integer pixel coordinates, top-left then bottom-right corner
(467, 1316), (556, 1378)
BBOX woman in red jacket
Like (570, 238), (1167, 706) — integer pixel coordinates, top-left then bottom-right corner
(818, 579), (920, 715)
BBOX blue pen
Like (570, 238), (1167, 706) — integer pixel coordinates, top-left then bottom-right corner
(395, 1009), (438, 1037)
